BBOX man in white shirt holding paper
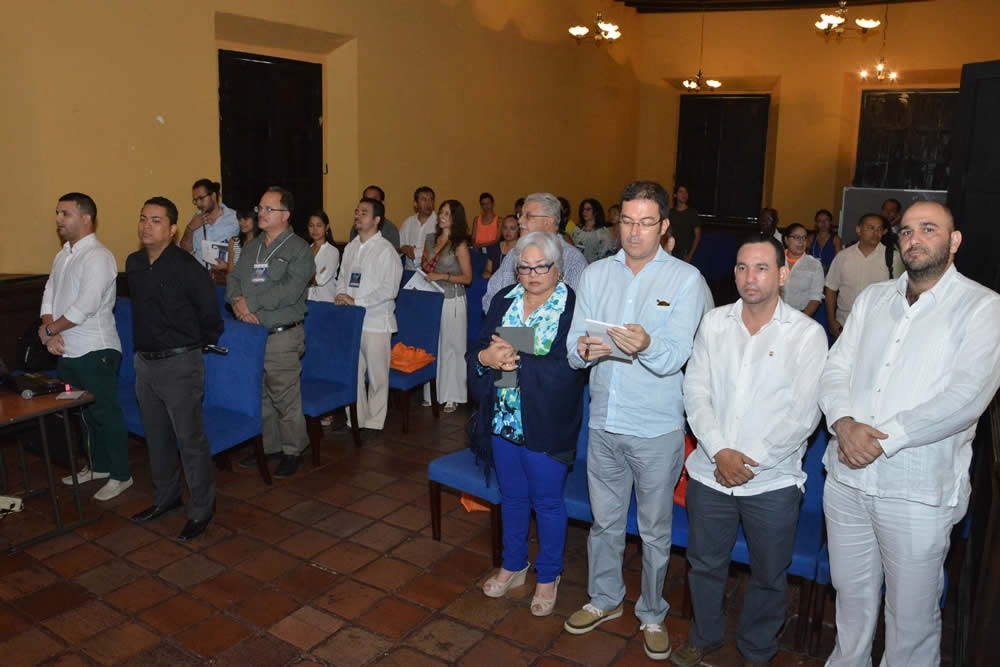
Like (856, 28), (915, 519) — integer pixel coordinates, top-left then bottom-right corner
(673, 236), (827, 667)
(819, 201), (1000, 666)
(336, 196), (402, 435)
(399, 186), (436, 271)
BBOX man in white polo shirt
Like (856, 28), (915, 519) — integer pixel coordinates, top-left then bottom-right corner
(673, 235), (827, 667)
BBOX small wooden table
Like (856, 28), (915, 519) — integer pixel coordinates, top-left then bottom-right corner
(1, 389), (101, 553)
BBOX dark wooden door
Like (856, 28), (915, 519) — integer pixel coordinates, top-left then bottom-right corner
(676, 94), (770, 223)
(218, 50), (323, 235)
(947, 58), (1000, 667)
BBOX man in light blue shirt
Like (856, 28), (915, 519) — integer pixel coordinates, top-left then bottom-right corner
(180, 178), (239, 269)
(481, 192), (586, 312)
(563, 181), (705, 661)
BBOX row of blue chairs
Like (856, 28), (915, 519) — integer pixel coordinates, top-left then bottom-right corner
(427, 385), (827, 651)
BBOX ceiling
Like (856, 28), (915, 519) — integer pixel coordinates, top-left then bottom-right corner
(614, 0), (924, 13)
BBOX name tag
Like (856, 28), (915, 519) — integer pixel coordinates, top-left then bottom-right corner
(349, 271), (362, 288)
(252, 263), (268, 283)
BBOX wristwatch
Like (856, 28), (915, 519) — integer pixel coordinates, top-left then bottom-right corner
(45, 325), (55, 337)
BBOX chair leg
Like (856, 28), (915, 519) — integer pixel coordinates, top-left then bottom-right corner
(400, 389), (411, 434)
(795, 578), (814, 652)
(490, 502), (502, 567)
(348, 403), (362, 447)
(253, 435), (272, 485)
(429, 480), (442, 541)
(809, 583), (829, 657)
(430, 380), (440, 419)
(307, 415), (321, 466)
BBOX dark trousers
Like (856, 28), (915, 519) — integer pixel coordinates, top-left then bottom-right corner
(135, 350), (215, 521)
(57, 349), (130, 481)
(686, 480), (802, 663)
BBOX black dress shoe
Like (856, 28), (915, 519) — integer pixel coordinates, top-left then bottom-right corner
(274, 454), (302, 479)
(131, 498), (184, 523)
(238, 451), (282, 469)
(177, 515), (212, 541)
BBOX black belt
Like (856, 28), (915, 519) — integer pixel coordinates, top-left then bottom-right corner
(268, 321), (303, 335)
(137, 344), (201, 361)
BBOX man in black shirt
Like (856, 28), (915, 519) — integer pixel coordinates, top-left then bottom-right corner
(126, 196), (223, 541)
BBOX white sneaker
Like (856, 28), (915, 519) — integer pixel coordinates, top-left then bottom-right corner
(61, 466), (110, 486)
(93, 478), (133, 501)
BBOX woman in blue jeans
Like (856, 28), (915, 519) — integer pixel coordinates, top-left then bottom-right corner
(468, 231), (585, 616)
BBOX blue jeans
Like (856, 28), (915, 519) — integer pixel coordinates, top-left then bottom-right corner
(491, 435), (569, 583)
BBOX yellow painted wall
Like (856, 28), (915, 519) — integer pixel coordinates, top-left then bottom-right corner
(634, 0), (1000, 227)
(1, 0), (642, 273)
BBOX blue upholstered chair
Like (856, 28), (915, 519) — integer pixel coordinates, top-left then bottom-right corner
(389, 289), (444, 433)
(428, 449), (503, 566)
(301, 301), (365, 458)
(465, 278), (488, 347)
(113, 297), (273, 484)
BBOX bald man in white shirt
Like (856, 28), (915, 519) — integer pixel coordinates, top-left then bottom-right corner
(819, 202), (1000, 666)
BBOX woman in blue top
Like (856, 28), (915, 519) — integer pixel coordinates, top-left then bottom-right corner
(809, 208), (842, 273)
(468, 232), (585, 617)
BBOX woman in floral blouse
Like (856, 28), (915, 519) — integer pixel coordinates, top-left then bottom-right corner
(468, 232), (585, 617)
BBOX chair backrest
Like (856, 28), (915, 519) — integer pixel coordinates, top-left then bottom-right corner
(466, 278), (489, 345)
(203, 319), (268, 419)
(802, 426), (828, 512)
(302, 301), (365, 386)
(574, 384), (591, 466)
(215, 285), (233, 319)
(394, 290), (445, 366)
(113, 297), (135, 387)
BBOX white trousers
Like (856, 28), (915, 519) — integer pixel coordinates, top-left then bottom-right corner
(356, 330), (391, 430)
(823, 476), (961, 667)
(422, 294), (467, 404)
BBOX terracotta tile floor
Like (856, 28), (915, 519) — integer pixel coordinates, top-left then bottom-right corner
(1, 404), (955, 666)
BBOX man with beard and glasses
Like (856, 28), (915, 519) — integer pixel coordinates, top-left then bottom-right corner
(818, 201), (1000, 666)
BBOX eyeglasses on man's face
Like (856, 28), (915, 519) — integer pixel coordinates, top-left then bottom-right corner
(516, 263), (555, 276)
(254, 205), (289, 215)
(620, 217), (661, 229)
(192, 192), (213, 206)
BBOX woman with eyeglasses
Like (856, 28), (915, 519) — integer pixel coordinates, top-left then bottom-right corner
(468, 231), (585, 617)
(422, 200), (473, 413)
(306, 210), (340, 303)
(782, 223), (825, 317)
(571, 198), (613, 264)
(808, 208), (842, 274)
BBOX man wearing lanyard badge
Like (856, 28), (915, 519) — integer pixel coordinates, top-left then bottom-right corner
(226, 186), (314, 479)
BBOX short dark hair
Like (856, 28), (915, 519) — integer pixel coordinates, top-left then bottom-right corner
(192, 179), (221, 196)
(883, 198), (901, 211)
(858, 212), (886, 229)
(783, 222), (807, 238)
(266, 186), (294, 214)
(738, 234), (785, 268)
(514, 197), (525, 210)
(143, 196), (178, 226)
(620, 181), (670, 221)
(479, 192), (494, 204)
(814, 208), (833, 221)
(363, 185), (385, 201)
(58, 192), (97, 222)
(413, 186), (435, 202)
(360, 196), (385, 223)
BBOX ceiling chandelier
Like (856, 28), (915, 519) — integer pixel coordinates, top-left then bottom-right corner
(568, 11), (622, 45)
(815, 1), (881, 35)
(860, 5), (897, 82)
(683, 11), (720, 91)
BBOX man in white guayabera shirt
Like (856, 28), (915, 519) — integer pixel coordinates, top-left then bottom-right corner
(819, 201), (1000, 666)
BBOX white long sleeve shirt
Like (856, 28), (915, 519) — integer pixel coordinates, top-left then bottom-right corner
(399, 212), (437, 271)
(307, 242), (340, 303)
(336, 232), (402, 333)
(820, 265), (1000, 508)
(40, 233), (121, 359)
(684, 298), (828, 495)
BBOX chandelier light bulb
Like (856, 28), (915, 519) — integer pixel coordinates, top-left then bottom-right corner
(860, 69), (869, 79)
(822, 13), (845, 26)
(569, 25), (589, 38)
(855, 18), (881, 30)
(568, 11), (621, 45)
(706, 79), (722, 89)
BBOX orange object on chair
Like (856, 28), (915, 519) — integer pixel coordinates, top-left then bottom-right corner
(389, 342), (435, 373)
(673, 433), (697, 507)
